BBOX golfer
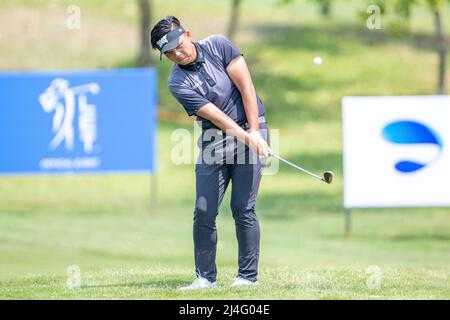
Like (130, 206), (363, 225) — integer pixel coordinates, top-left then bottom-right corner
(150, 16), (271, 290)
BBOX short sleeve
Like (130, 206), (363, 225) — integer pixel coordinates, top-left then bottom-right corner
(168, 83), (210, 116)
(211, 35), (242, 68)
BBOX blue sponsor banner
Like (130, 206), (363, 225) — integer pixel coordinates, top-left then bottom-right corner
(0, 68), (157, 174)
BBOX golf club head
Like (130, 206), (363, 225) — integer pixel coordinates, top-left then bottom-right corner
(323, 171), (334, 184)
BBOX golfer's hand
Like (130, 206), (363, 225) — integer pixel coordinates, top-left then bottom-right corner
(248, 130), (271, 158)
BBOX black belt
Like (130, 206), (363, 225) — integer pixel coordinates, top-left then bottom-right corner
(197, 115), (266, 131)
(241, 115), (267, 131)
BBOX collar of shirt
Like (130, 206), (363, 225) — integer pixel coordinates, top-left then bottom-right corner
(178, 42), (205, 71)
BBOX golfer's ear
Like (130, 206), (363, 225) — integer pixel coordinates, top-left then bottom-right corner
(185, 30), (192, 40)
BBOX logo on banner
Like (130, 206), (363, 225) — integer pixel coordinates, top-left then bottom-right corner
(39, 78), (100, 153)
(382, 120), (443, 173)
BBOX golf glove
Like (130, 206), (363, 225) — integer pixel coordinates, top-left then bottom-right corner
(248, 130), (271, 158)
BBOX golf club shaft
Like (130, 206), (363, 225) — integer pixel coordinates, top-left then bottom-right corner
(270, 152), (324, 181)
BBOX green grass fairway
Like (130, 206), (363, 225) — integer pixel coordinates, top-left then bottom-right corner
(0, 0), (449, 299)
(0, 121), (449, 299)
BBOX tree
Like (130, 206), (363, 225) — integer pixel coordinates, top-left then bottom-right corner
(375, 0), (448, 94)
(138, 0), (152, 67)
(311, 0), (333, 17)
(227, 0), (242, 41)
(428, 0), (447, 94)
(281, 0), (334, 17)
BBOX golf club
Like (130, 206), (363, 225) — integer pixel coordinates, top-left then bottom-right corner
(269, 151), (334, 184)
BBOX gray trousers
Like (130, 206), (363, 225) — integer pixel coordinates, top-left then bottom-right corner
(193, 122), (269, 283)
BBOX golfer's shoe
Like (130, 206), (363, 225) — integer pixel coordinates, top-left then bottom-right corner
(179, 277), (216, 291)
(231, 277), (259, 288)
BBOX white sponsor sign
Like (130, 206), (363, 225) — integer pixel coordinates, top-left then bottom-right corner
(342, 96), (450, 208)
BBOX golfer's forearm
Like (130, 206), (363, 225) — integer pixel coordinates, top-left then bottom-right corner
(211, 113), (250, 144)
(227, 56), (260, 132)
(197, 103), (250, 144)
(240, 86), (260, 132)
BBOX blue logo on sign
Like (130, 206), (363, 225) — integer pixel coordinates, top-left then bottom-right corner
(382, 120), (443, 173)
